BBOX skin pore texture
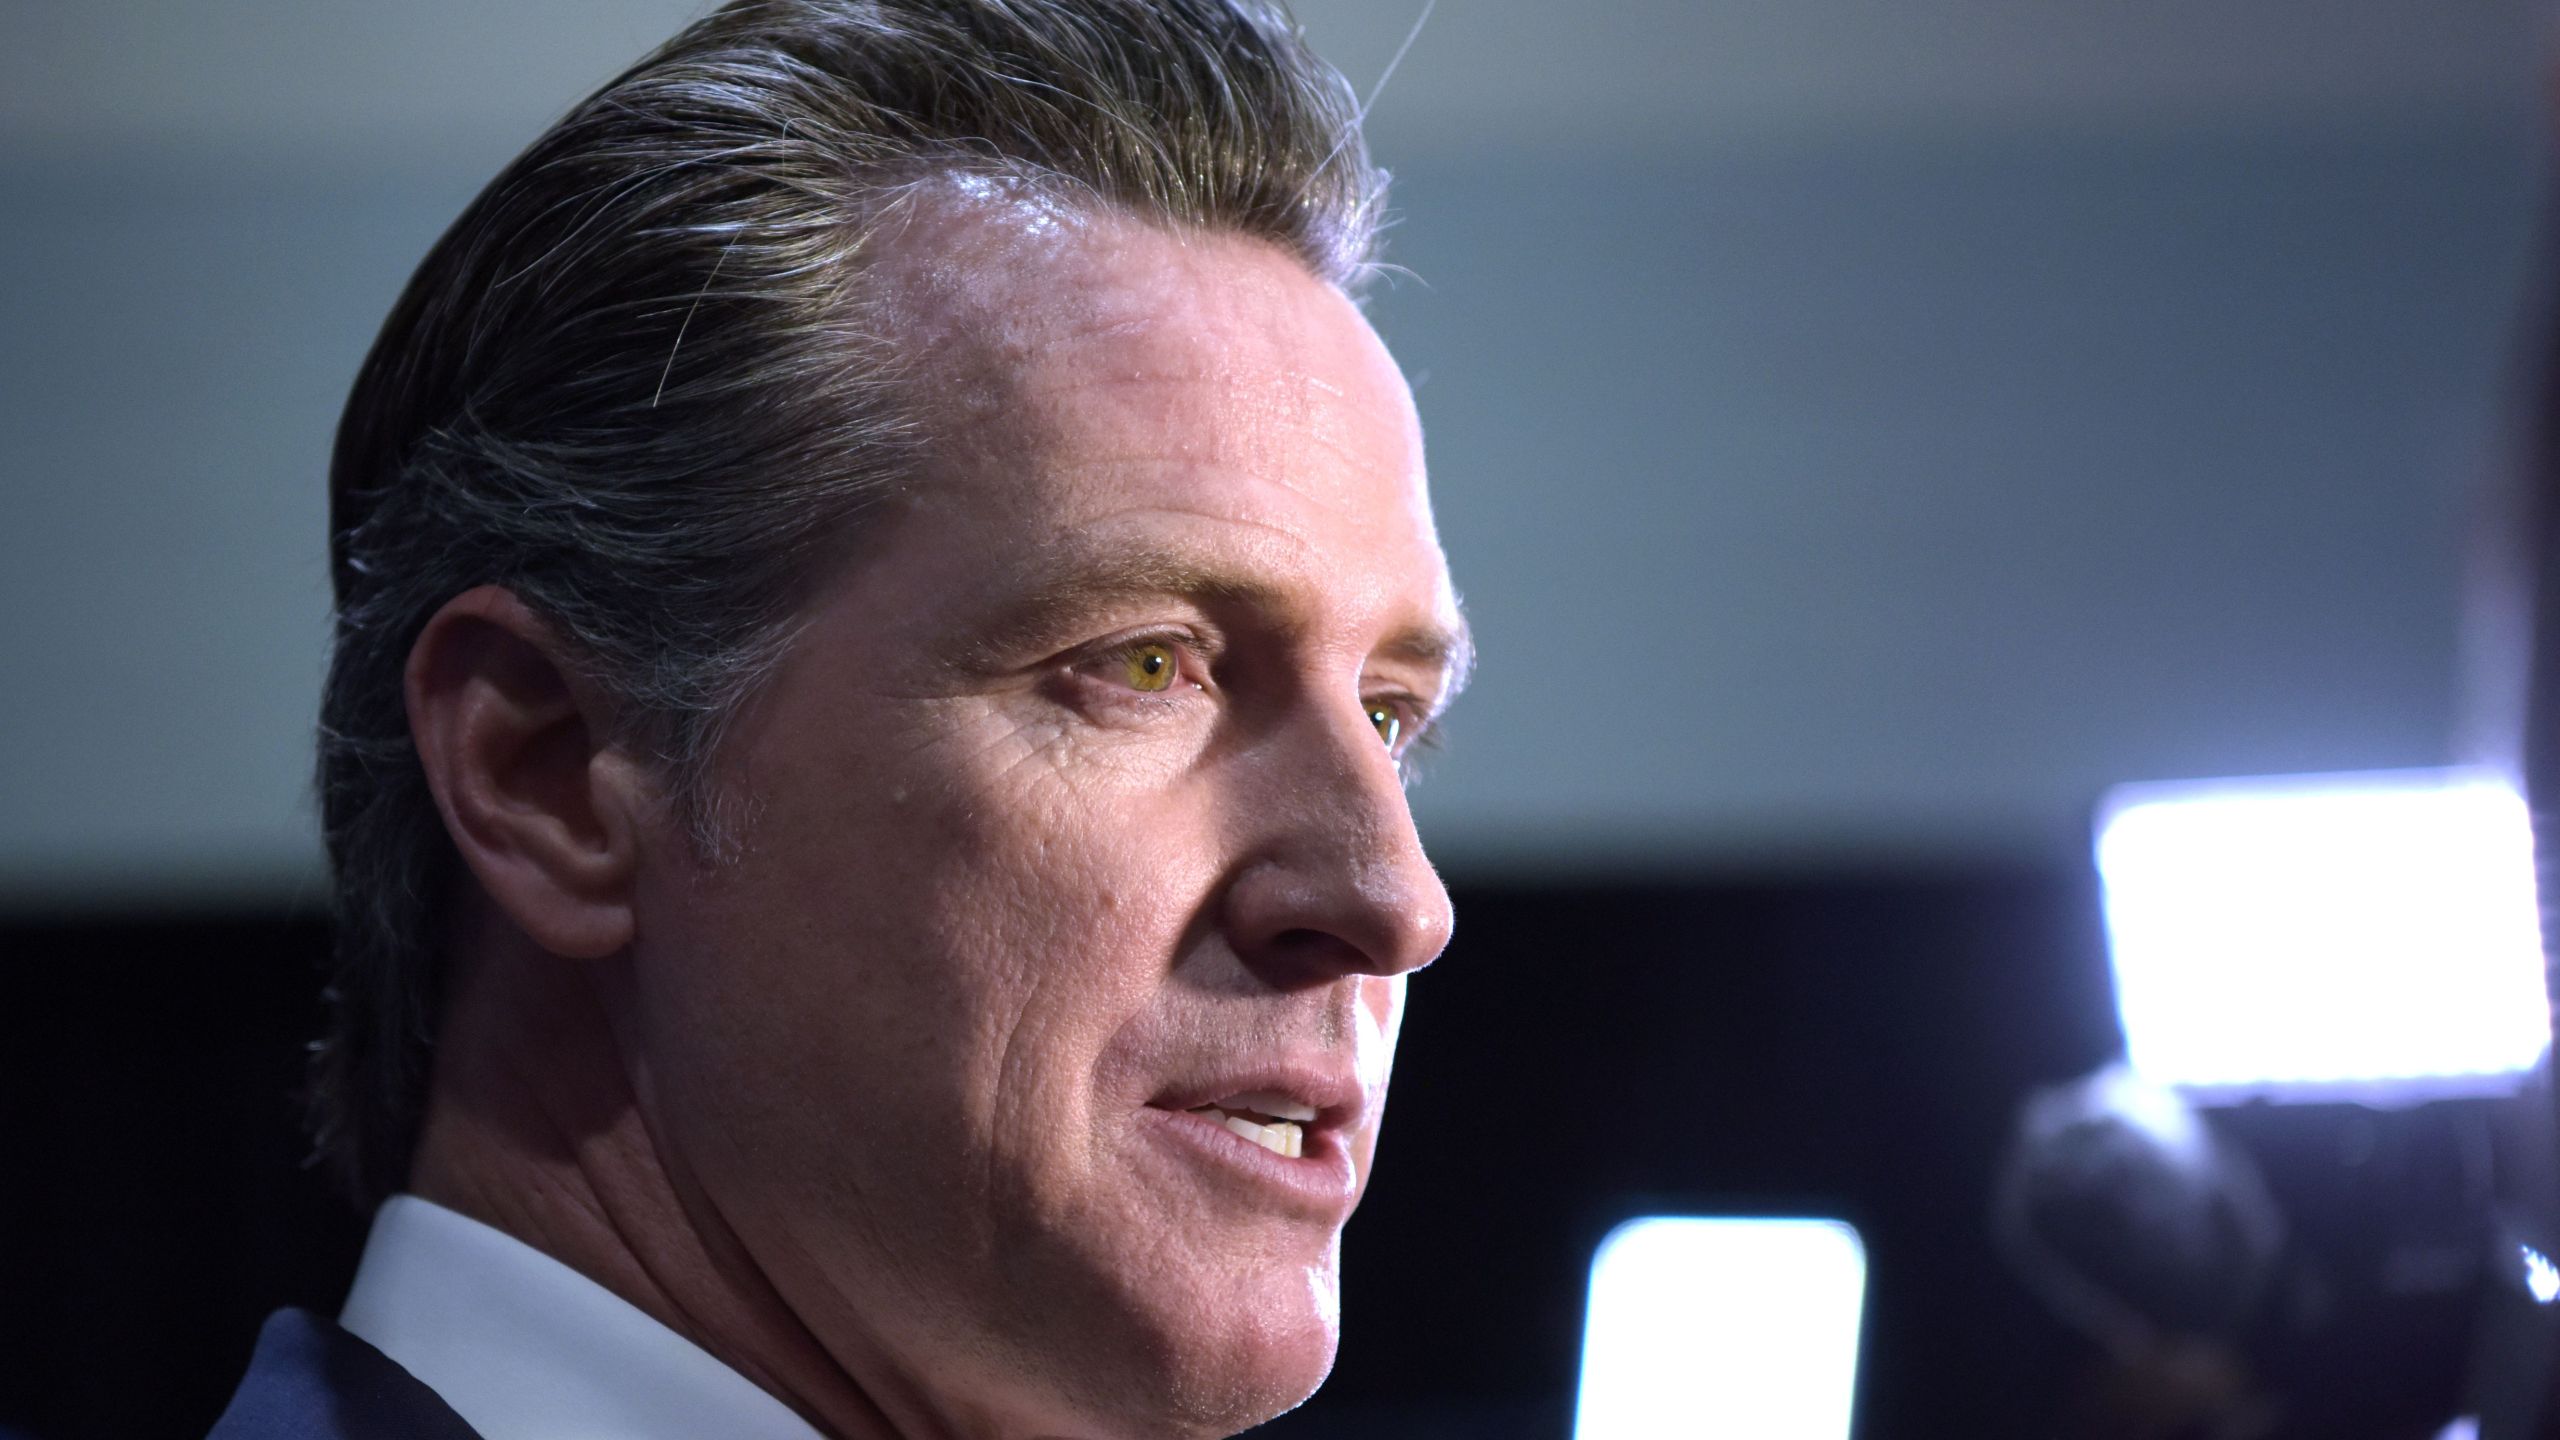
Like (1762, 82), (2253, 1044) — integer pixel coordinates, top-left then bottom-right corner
(401, 188), (1466, 1440)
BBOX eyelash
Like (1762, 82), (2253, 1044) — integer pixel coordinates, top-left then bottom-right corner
(1071, 633), (1439, 763)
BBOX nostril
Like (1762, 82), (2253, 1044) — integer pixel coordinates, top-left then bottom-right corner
(1256, 927), (1369, 986)
(1282, 926), (1382, 953)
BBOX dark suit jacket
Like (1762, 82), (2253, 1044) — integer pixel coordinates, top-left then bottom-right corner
(206, 1310), (482, 1440)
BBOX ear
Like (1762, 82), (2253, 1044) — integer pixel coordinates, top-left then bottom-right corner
(405, 585), (649, 960)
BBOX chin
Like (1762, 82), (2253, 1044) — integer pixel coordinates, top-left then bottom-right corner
(1032, 1254), (1343, 1439)
(1168, 1286), (1340, 1435)
(1135, 1334), (1337, 1437)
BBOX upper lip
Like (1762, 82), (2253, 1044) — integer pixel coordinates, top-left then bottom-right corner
(1150, 1060), (1370, 1137)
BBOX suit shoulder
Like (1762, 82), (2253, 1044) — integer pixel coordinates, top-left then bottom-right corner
(207, 1310), (481, 1440)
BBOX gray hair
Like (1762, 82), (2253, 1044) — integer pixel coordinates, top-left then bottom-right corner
(314, 0), (1388, 1205)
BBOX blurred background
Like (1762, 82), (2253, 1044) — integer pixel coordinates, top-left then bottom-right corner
(3, 1), (2553, 1436)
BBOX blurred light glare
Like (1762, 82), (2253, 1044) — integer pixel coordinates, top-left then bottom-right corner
(1573, 1216), (1866, 1440)
(2525, 1245), (2559, 1305)
(2096, 768), (2550, 1102)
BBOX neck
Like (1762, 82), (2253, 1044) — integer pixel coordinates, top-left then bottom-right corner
(406, 901), (921, 1440)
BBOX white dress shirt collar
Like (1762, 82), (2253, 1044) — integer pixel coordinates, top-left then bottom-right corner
(339, 1194), (826, 1440)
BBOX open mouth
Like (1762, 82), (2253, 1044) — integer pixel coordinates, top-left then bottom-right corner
(1185, 1090), (1319, 1159)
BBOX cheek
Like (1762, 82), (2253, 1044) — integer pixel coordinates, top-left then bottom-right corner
(639, 701), (1231, 1189)
(926, 774), (1219, 1053)
(848, 726), (1228, 1094)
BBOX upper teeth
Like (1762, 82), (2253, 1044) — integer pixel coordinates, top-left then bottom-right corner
(1186, 1091), (1315, 1159)
(1215, 1091), (1318, 1122)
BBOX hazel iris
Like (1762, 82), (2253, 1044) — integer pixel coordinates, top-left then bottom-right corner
(1124, 643), (1177, 693)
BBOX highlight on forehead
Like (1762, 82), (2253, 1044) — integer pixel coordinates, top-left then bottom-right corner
(864, 175), (1379, 422)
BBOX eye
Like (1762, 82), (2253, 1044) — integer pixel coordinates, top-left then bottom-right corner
(1369, 695), (1438, 758)
(1119, 641), (1180, 694)
(1367, 702), (1403, 751)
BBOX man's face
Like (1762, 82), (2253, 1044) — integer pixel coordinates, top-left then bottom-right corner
(616, 201), (1462, 1436)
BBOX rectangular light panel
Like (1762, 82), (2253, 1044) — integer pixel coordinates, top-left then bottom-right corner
(2096, 768), (2550, 1102)
(1573, 1216), (1866, 1440)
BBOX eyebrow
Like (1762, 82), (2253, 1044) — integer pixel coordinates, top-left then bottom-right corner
(967, 544), (1475, 704)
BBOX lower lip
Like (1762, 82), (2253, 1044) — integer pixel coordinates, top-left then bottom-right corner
(1136, 1106), (1363, 1219)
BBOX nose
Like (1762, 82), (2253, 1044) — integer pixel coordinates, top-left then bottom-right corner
(1218, 699), (1455, 987)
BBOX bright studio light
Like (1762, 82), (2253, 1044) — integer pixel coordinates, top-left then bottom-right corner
(2524, 1245), (2560, 1306)
(2096, 768), (2549, 1102)
(1572, 1216), (1866, 1440)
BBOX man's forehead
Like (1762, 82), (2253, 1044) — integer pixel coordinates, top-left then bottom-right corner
(867, 174), (1409, 431)
(845, 172), (1456, 678)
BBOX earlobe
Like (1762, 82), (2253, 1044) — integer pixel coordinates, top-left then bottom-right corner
(405, 586), (642, 961)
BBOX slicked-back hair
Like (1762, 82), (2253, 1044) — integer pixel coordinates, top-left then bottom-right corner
(315, 0), (1388, 1206)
